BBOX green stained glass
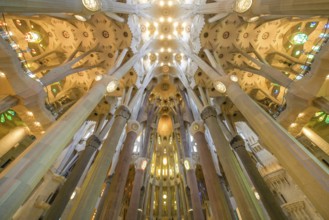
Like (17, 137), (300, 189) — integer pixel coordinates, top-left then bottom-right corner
(8, 110), (15, 116)
(325, 116), (329, 124)
(0, 114), (5, 123)
(319, 115), (325, 122)
(6, 114), (12, 120)
(315, 112), (324, 117)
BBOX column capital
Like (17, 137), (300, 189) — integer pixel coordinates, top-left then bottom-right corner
(135, 157), (148, 170)
(115, 105), (131, 121)
(201, 105), (217, 121)
(126, 120), (141, 134)
(86, 135), (101, 150)
(230, 135), (245, 150)
(189, 121), (205, 135)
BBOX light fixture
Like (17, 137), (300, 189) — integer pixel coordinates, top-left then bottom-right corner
(95, 75), (102, 81)
(74, 15), (87, 21)
(184, 160), (190, 170)
(163, 194), (167, 199)
(106, 80), (119, 93)
(27, 111), (34, 116)
(163, 157), (167, 165)
(298, 113), (305, 117)
(234, 0), (253, 13)
(290, 123), (297, 128)
(34, 121), (41, 126)
(25, 31), (42, 43)
(0, 71), (5, 78)
(82, 0), (101, 11)
(230, 75), (239, 82)
(214, 81), (227, 93)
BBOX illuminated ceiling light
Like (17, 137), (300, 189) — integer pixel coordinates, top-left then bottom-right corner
(163, 157), (167, 165)
(74, 14), (87, 21)
(298, 113), (305, 117)
(167, 35), (172, 40)
(254, 191), (260, 200)
(167, 48), (172, 53)
(167, 17), (173, 23)
(159, 17), (165, 23)
(168, 1), (173, 6)
(159, 1), (165, 7)
(25, 31), (42, 43)
(160, 35), (165, 40)
(290, 123), (297, 128)
(95, 75), (102, 81)
(27, 111), (34, 116)
(326, 74), (329, 80)
(214, 81), (227, 93)
(34, 121), (41, 126)
(163, 194), (167, 199)
(160, 48), (165, 52)
(230, 75), (239, 82)
(106, 80), (119, 93)
(0, 71), (5, 78)
(234, 0), (253, 13)
(153, 22), (158, 27)
(82, 0), (101, 11)
(173, 22), (178, 27)
(184, 160), (190, 170)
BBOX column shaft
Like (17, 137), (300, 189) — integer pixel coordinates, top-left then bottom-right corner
(0, 78), (110, 220)
(185, 169), (204, 220)
(126, 169), (145, 220)
(201, 106), (265, 220)
(0, 95), (19, 113)
(97, 131), (138, 219)
(226, 82), (329, 218)
(67, 105), (131, 220)
(231, 135), (287, 220)
(193, 131), (234, 220)
(44, 135), (101, 220)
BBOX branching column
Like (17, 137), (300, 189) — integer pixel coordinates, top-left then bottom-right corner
(67, 105), (131, 220)
(190, 121), (234, 220)
(177, 108), (204, 220)
(97, 121), (140, 219)
(224, 80), (329, 219)
(201, 106), (265, 220)
(0, 77), (113, 220)
(44, 135), (102, 220)
(230, 135), (287, 220)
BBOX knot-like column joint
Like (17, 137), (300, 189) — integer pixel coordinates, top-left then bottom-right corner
(189, 121), (205, 135)
(135, 157), (148, 171)
(201, 106), (217, 121)
(126, 120), (141, 134)
(115, 105), (131, 121)
(86, 135), (101, 150)
(230, 135), (245, 150)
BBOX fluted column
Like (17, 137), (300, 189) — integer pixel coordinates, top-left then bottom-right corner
(190, 121), (234, 220)
(97, 121), (140, 220)
(0, 95), (19, 114)
(44, 135), (102, 220)
(230, 135), (287, 220)
(67, 105), (131, 220)
(201, 106), (265, 220)
(0, 76), (113, 220)
(224, 80), (329, 219)
(176, 107), (204, 220)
